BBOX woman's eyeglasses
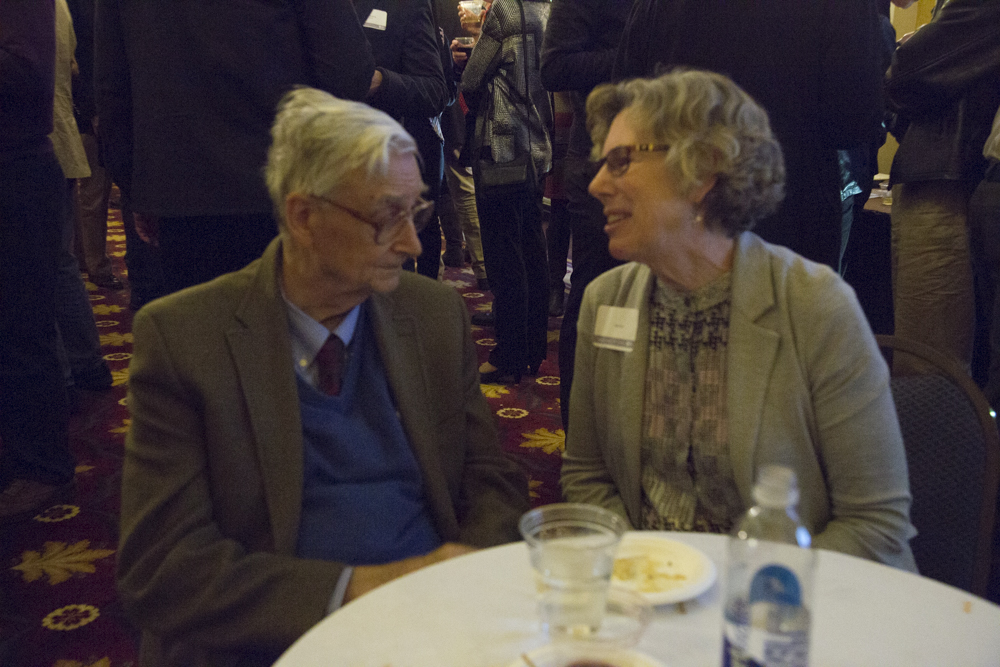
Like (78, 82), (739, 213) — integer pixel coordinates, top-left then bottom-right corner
(312, 195), (435, 244)
(594, 144), (670, 177)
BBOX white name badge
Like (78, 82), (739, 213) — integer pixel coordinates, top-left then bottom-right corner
(593, 305), (639, 352)
(364, 9), (388, 30)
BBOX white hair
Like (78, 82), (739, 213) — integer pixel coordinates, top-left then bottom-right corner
(264, 87), (418, 228)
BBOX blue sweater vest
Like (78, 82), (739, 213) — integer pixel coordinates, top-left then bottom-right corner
(294, 311), (441, 565)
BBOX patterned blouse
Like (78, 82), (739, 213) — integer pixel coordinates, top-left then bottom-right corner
(639, 272), (743, 533)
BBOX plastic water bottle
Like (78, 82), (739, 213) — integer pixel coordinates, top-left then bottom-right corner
(722, 465), (815, 667)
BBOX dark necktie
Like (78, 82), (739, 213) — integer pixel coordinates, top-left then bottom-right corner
(315, 334), (346, 396)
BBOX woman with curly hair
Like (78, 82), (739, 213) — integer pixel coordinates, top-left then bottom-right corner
(561, 69), (917, 570)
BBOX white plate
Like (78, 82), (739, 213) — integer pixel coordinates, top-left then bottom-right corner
(506, 644), (666, 667)
(610, 534), (717, 605)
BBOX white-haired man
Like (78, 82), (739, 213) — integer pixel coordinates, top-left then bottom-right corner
(117, 88), (529, 667)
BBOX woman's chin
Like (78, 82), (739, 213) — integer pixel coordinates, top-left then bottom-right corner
(607, 240), (634, 263)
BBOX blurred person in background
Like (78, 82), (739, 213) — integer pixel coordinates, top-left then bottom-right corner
(885, 0), (1000, 377)
(0, 0), (75, 521)
(540, 0), (630, 427)
(613, 0), (885, 272)
(460, 0), (552, 383)
(49, 0), (114, 397)
(357, 0), (450, 280)
(95, 0), (375, 296)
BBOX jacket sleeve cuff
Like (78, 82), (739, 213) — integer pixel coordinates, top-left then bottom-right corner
(327, 566), (354, 614)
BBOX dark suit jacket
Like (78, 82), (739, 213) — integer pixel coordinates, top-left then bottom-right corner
(540, 0), (631, 157)
(613, 0), (884, 269)
(94, 0), (375, 218)
(118, 239), (529, 666)
(356, 0), (449, 196)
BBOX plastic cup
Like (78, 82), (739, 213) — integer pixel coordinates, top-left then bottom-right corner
(459, 0), (483, 16)
(519, 503), (628, 640)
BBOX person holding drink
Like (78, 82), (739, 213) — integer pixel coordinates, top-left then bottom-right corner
(561, 69), (918, 571)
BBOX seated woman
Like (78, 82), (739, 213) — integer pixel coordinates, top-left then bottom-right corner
(561, 69), (917, 570)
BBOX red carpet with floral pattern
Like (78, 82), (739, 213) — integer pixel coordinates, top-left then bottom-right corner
(0, 206), (566, 667)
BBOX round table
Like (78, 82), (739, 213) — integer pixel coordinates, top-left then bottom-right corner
(275, 532), (1000, 667)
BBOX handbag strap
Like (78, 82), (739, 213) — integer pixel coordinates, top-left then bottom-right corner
(515, 0), (533, 178)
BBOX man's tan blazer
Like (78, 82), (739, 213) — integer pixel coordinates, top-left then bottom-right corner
(118, 238), (528, 666)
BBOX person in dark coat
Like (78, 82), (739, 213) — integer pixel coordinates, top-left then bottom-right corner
(356, 0), (450, 279)
(613, 0), (885, 271)
(94, 0), (375, 295)
(886, 0), (1000, 378)
(540, 0), (631, 428)
(0, 0), (76, 521)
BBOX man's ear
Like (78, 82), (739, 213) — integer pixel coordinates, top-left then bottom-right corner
(284, 193), (314, 244)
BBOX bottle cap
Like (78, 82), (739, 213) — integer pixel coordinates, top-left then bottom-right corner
(753, 465), (799, 508)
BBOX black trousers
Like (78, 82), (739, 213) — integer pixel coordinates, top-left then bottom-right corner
(558, 157), (622, 429)
(476, 184), (549, 372)
(0, 149), (73, 487)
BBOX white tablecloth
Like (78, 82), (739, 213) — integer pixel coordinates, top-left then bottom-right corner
(275, 532), (1000, 667)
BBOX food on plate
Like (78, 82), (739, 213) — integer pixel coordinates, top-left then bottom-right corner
(612, 553), (688, 593)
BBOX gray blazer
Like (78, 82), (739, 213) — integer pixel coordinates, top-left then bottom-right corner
(562, 232), (917, 571)
(119, 238), (528, 666)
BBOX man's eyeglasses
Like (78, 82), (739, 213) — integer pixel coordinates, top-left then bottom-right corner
(594, 144), (670, 177)
(312, 195), (435, 244)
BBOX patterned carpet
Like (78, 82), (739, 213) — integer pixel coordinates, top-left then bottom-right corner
(0, 209), (566, 667)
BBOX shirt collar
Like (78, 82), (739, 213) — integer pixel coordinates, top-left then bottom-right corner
(282, 290), (362, 377)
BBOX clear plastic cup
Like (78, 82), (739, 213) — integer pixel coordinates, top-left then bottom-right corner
(458, 0), (483, 16)
(519, 504), (629, 640)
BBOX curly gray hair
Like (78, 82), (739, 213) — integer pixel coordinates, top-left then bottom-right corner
(586, 69), (785, 237)
(265, 87), (418, 231)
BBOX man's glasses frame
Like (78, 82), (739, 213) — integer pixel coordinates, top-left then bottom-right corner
(595, 144), (671, 177)
(311, 194), (435, 244)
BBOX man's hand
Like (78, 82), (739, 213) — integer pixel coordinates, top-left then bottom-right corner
(134, 212), (160, 247)
(345, 543), (477, 603)
(458, 5), (482, 37)
(451, 39), (470, 71)
(368, 69), (384, 97)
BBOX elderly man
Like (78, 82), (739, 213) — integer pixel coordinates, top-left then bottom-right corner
(117, 88), (529, 666)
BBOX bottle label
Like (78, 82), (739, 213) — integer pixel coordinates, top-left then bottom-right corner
(746, 628), (808, 667)
(749, 564), (803, 606)
(723, 565), (809, 667)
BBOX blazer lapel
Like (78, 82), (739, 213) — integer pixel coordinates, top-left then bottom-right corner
(614, 264), (654, 523)
(368, 290), (458, 537)
(727, 233), (780, 503)
(226, 239), (304, 555)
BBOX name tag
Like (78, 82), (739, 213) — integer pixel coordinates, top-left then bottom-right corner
(364, 9), (388, 30)
(593, 305), (638, 352)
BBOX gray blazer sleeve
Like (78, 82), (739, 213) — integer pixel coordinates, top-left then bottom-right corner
(789, 270), (917, 569)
